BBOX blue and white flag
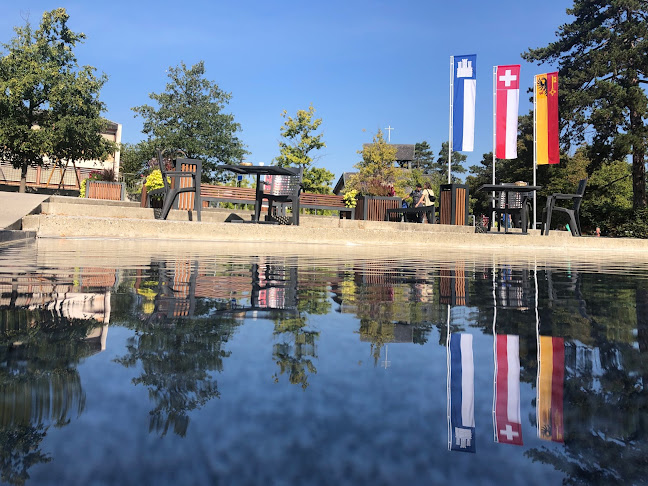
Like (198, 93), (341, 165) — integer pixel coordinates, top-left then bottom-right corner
(451, 55), (477, 152)
(448, 333), (476, 452)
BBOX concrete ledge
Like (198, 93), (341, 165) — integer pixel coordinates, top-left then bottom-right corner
(0, 230), (36, 244)
(21, 213), (648, 254)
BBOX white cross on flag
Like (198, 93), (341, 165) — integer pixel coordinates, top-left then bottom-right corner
(495, 65), (521, 159)
(494, 334), (523, 446)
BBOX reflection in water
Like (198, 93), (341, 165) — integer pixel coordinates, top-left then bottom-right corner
(537, 336), (565, 443)
(0, 268), (112, 485)
(0, 240), (647, 484)
(493, 334), (523, 446)
(447, 332), (476, 453)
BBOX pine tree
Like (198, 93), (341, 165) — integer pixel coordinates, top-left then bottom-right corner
(523, 0), (648, 209)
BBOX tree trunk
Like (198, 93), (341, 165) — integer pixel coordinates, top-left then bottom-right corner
(630, 101), (647, 210)
(631, 146), (646, 210)
(19, 164), (28, 193)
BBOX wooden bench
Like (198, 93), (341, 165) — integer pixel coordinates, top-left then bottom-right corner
(200, 184), (354, 219)
(200, 185), (256, 206)
(385, 206), (437, 223)
(299, 193), (354, 219)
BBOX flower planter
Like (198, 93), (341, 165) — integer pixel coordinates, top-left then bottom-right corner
(86, 180), (125, 201)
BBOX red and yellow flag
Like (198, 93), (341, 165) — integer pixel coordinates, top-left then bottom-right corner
(535, 72), (559, 165)
(537, 336), (565, 442)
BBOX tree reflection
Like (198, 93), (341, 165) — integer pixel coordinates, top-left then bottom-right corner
(116, 316), (239, 437)
(524, 269), (648, 485)
(0, 308), (102, 485)
(272, 316), (318, 390)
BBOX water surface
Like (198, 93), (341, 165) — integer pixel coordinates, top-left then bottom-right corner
(0, 239), (646, 486)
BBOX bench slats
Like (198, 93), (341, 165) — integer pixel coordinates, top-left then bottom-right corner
(200, 184), (353, 217)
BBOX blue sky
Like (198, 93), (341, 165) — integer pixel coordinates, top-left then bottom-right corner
(1, 0), (571, 180)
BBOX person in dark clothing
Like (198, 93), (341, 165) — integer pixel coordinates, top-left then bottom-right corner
(409, 184), (424, 223)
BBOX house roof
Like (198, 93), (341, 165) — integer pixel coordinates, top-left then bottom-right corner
(333, 172), (357, 195)
(362, 143), (415, 161)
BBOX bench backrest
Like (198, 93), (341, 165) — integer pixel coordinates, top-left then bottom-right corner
(299, 193), (346, 208)
(175, 158), (202, 211)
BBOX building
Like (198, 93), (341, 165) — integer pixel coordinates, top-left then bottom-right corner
(0, 120), (122, 191)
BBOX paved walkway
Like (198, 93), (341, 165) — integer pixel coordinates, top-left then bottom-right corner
(0, 191), (50, 230)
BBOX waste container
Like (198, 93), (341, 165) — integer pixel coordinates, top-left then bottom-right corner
(440, 184), (469, 225)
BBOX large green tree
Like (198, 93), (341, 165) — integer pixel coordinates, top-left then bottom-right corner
(274, 104), (333, 193)
(132, 61), (246, 182)
(412, 141), (435, 173)
(436, 141), (467, 182)
(522, 0), (648, 209)
(345, 130), (407, 197)
(49, 66), (115, 187)
(0, 9), (113, 192)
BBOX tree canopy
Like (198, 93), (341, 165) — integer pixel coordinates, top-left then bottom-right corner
(274, 105), (333, 194)
(0, 9), (114, 192)
(345, 130), (407, 197)
(412, 141), (435, 173)
(132, 61), (246, 182)
(436, 141), (467, 182)
(522, 0), (648, 209)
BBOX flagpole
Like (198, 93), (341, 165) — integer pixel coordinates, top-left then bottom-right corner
(534, 258), (540, 438)
(533, 75), (538, 230)
(446, 303), (452, 451)
(492, 260), (497, 442)
(449, 56), (454, 184)
(492, 66), (497, 227)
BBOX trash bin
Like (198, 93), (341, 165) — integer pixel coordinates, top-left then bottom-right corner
(439, 184), (469, 225)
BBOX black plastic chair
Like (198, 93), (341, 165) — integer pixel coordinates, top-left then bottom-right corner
(541, 179), (587, 236)
(149, 149), (201, 221)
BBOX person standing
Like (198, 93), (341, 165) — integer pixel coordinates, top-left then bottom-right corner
(420, 182), (435, 224)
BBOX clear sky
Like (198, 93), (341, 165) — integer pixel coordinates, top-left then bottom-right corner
(0, 0), (571, 180)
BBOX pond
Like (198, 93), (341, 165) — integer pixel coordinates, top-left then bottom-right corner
(0, 238), (647, 486)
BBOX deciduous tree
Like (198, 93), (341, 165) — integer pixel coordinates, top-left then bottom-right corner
(132, 61), (246, 182)
(0, 9), (113, 192)
(274, 105), (333, 194)
(346, 130), (407, 197)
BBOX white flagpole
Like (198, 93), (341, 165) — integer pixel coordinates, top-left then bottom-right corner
(533, 75), (538, 230)
(446, 303), (452, 450)
(492, 66), (497, 226)
(449, 56), (454, 184)
(491, 259), (498, 442)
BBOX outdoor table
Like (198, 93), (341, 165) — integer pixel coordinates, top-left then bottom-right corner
(478, 184), (542, 234)
(216, 165), (301, 223)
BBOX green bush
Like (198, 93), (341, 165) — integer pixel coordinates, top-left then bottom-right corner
(343, 190), (358, 208)
(144, 169), (168, 193)
(612, 209), (648, 238)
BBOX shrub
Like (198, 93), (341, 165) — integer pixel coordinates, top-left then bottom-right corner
(343, 190), (358, 208)
(612, 209), (648, 239)
(144, 169), (168, 194)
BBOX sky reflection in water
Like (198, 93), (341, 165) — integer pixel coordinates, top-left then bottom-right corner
(0, 239), (646, 486)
